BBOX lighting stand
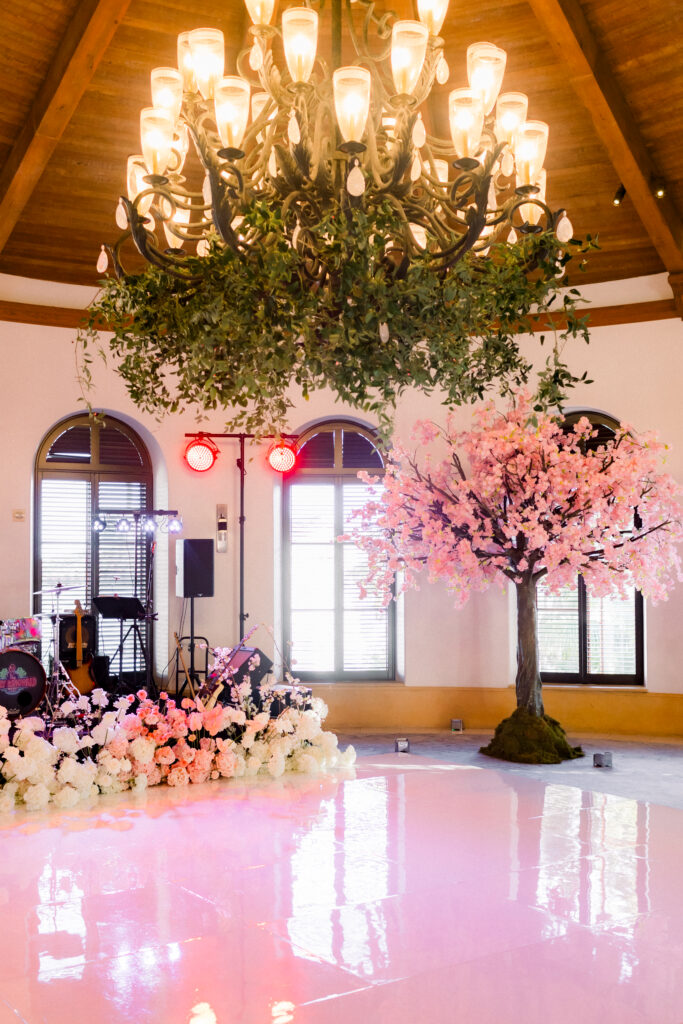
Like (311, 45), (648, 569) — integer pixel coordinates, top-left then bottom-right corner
(184, 432), (296, 638)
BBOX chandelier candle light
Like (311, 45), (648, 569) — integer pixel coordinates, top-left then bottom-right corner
(100, 0), (573, 280)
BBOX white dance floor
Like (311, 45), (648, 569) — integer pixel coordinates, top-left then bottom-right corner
(1, 755), (681, 1023)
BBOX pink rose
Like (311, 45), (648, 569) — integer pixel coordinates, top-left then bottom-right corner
(159, 691), (169, 701)
(188, 765), (210, 785)
(188, 712), (203, 731)
(215, 749), (238, 778)
(136, 689), (148, 701)
(154, 745), (176, 766)
(166, 765), (189, 787)
(202, 706), (225, 736)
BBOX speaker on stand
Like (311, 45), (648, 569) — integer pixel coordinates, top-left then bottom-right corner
(176, 539), (214, 694)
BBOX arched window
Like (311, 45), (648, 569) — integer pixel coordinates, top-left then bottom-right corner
(34, 414), (153, 676)
(283, 419), (395, 680)
(537, 410), (644, 686)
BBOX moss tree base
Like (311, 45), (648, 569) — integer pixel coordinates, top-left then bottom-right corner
(479, 708), (584, 764)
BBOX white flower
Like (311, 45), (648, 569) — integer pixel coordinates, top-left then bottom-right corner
(27, 763), (56, 788)
(89, 723), (110, 747)
(245, 754), (262, 776)
(294, 752), (320, 774)
(76, 696), (90, 711)
(57, 757), (78, 785)
(100, 711), (118, 729)
(52, 727), (81, 755)
(60, 701), (76, 716)
(310, 697), (328, 721)
(53, 785), (80, 809)
(23, 783), (51, 810)
(268, 753), (285, 778)
(130, 737), (155, 765)
(91, 688), (109, 708)
(114, 697), (131, 713)
(339, 744), (356, 766)
(18, 717), (45, 734)
(0, 790), (16, 814)
(71, 759), (98, 792)
(0, 706), (7, 720)
(0, 718), (11, 736)
(132, 774), (148, 791)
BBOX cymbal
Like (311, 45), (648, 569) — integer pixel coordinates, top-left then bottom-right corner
(33, 584), (79, 596)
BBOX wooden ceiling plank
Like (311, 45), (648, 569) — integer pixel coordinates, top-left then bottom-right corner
(0, 0), (133, 253)
(527, 0), (683, 275)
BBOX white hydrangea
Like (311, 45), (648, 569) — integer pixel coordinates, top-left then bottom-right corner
(0, 789), (16, 814)
(129, 737), (155, 765)
(23, 783), (51, 811)
(245, 754), (262, 776)
(132, 774), (148, 791)
(53, 785), (80, 809)
(268, 752), (286, 778)
(91, 688), (109, 708)
(52, 727), (81, 755)
(339, 744), (356, 766)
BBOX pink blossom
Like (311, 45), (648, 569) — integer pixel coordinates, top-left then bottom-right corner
(166, 765), (190, 787)
(188, 712), (203, 731)
(202, 706), (225, 736)
(154, 745), (176, 766)
(136, 690), (147, 701)
(349, 393), (683, 609)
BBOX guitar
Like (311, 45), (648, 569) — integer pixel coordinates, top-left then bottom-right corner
(66, 600), (97, 695)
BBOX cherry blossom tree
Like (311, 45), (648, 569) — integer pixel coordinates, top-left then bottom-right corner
(353, 395), (683, 758)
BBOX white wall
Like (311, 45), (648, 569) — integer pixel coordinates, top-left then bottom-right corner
(1, 300), (682, 693)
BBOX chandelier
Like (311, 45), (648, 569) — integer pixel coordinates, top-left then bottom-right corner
(100, 0), (574, 282)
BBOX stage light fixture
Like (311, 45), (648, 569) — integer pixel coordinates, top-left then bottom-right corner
(267, 442), (297, 473)
(612, 184), (626, 206)
(143, 516), (157, 533)
(168, 516), (183, 533)
(116, 517), (131, 532)
(93, 516), (107, 532)
(185, 436), (219, 472)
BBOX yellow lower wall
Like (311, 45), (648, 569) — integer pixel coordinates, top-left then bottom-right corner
(311, 683), (683, 738)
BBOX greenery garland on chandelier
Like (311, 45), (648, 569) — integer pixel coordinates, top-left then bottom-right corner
(79, 202), (593, 434)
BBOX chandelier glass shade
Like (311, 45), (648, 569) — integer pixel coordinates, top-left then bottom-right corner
(102, 0), (574, 282)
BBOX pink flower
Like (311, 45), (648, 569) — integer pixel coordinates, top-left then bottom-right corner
(188, 765), (210, 785)
(181, 698), (195, 710)
(166, 765), (190, 787)
(202, 706), (225, 736)
(188, 712), (203, 731)
(215, 749), (239, 778)
(159, 691), (169, 701)
(154, 745), (176, 766)
(136, 690), (148, 701)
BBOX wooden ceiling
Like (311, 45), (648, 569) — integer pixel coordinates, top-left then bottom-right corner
(0, 0), (682, 302)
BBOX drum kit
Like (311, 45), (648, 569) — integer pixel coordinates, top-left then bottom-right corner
(0, 583), (83, 718)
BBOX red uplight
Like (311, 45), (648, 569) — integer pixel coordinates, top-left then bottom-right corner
(268, 442), (297, 473)
(185, 437), (219, 472)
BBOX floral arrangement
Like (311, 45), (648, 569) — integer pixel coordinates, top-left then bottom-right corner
(0, 647), (355, 814)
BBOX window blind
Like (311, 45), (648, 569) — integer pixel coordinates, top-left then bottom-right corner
(288, 479), (391, 676)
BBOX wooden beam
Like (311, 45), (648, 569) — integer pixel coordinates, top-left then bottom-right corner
(527, 0), (683, 274)
(0, 297), (677, 332)
(0, 0), (133, 254)
(669, 273), (683, 318)
(0, 300), (86, 329)
(529, 298), (678, 332)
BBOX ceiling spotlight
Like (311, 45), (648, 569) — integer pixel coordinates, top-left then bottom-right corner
(116, 517), (131, 532)
(653, 178), (667, 199)
(168, 516), (183, 533)
(185, 436), (219, 472)
(93, 516), (107, 533)
(143, 517), (157, 533)
(267, 442), (297, 473)
(612, 184), (626, 206)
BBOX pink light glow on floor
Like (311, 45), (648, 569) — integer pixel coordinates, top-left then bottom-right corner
(1, 755), (682, 1023)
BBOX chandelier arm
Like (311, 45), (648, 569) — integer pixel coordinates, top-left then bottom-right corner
(344, 0), (395, 65)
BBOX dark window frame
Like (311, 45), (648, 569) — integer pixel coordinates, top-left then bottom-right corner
(34, 414), (153, 674)
(282, 419), (396, 682)
(540, 409), (645, 688)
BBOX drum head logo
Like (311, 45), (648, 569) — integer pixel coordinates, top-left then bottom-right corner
(0, 663), (39, 696)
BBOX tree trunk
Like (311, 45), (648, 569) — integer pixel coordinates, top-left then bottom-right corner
(515, 577), (544, 717)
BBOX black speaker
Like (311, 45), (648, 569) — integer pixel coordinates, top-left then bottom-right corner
(176, 539), (214, 598)
(59, 614), (97, 668)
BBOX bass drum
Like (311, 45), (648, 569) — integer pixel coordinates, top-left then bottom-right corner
(0, 649), (46, 717)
